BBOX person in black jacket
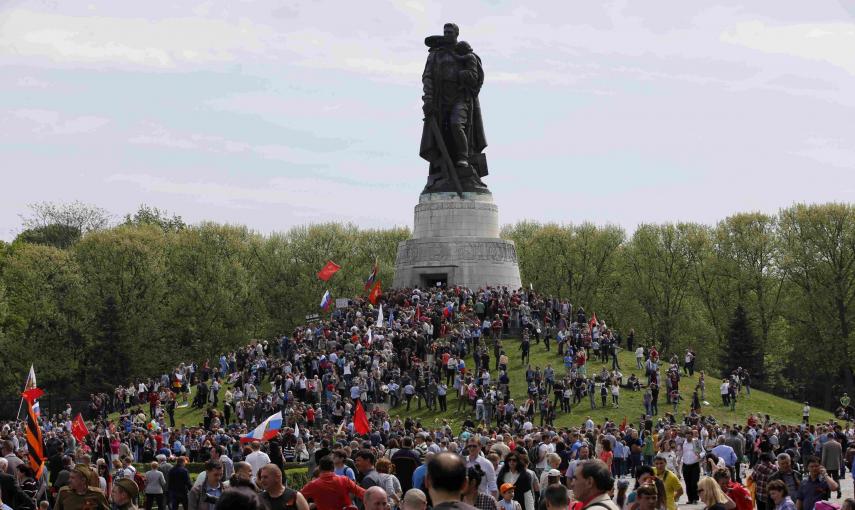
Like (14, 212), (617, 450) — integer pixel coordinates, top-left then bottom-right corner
(0, 459), (33, 510)
(167, 457), (193, 510)
(496, 452), (534, 510)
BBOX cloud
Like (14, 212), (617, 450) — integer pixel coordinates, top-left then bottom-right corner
(12, 109), (109, 134)
(106, 172), (412, 225)
(127, 123), (340, 166)
(0, 8), (276, 69)
(722, 21), (855, 75)
(791, 137), (855, 169)
(16, 75), (49, 88)
(1, 2), (854, 241)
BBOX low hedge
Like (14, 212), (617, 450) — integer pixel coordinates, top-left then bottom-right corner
(132, 463), (310, 487)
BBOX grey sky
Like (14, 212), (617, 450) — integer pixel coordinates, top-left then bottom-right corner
(1, 0), (854, 240)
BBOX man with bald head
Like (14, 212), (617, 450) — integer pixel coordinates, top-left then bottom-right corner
(364, 486), (391, 510)
(258, 464), (309, 510)
(228, 461), (255, 490)
(401, 489), (428, 510)
(425, 452), (477, 510)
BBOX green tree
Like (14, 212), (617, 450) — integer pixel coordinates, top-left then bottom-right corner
(74, 225), (168, 381)
(0, 243), (88, 396)
(714, 213), (785, 372)
(720, 304), (761, 377)
(14, 224), (82, 249)
(20, 201), (110, 233)
(86, 295), (129, 390)
(500, 222), (624, 308)
(123, 204), (186, 233)
(621, 224), (698, 353)
(161, 224), (258, 360)
(778, 203), (855, 407)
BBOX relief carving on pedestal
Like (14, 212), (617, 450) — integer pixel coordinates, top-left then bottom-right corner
(416, 202), (498, 212)
(396, 241), (517, 265)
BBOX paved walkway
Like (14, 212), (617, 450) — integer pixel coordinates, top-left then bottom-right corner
(659, 466), (854, 509)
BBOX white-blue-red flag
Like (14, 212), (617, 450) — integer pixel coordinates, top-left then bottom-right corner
(364, 259), (379, 290)
(442, 303), (454, 318)
(320, 290), (332, 311)
(240, 411), (283, 443)
(25, 365), (39, 417)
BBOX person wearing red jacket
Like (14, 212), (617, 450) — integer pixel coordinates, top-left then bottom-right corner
(301, 455), (366, 510)
(714, 469), (753, 510)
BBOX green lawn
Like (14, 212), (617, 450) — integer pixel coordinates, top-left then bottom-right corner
(397, 339), (833, 429)
(115, 339), (833, 431)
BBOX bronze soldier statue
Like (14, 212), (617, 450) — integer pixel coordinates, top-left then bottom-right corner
(419, 23), (489, 194)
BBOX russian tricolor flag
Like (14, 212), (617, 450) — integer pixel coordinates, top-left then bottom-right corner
(240, 411), (283, 443)
(320, 290), (332, 311)
(25, 365), (40, 417)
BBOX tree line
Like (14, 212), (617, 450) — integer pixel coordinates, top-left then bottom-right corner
(504, 203), (855, 410)
(0, 204), (408, 405)
(0, 202), (852, 411)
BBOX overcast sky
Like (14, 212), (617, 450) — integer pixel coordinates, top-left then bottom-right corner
(1, 0), (854, 240)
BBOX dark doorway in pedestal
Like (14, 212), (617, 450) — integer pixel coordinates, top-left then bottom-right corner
(421, 273), (448, 289)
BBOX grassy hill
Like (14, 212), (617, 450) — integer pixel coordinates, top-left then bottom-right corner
(403, 340), (833, 428)
(120, 337), (833, 430)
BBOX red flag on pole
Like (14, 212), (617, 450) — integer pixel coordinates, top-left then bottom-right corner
(71, 413), (89, 442)
(588, 312), (598, 330)
(353, 400), (370, 435)
(317, 261), (341, 281)
(619, 416), (627, 432)
(22, 387), (44, 403)
(367, 280), (382, 305)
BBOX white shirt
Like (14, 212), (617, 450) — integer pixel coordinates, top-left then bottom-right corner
(681, 438), (701, 465)
(466, 454), (498, 495)
(245, 450), (271, 482)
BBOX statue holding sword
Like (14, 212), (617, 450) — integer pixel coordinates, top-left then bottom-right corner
(419, 23), (489, 195)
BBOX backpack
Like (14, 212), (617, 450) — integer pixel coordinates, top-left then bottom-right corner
(134, 471), (147, 492)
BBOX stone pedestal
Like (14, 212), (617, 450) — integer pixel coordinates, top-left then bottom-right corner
(393, 192), (522, 290)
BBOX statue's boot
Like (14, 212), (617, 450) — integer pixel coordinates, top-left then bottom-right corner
(450, 123), (469, 167)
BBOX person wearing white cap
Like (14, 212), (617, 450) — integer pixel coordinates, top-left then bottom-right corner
(539, 470), (562, 497)
(538, 453), (562, 488)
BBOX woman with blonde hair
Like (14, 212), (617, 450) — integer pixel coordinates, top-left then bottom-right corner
(375, 458), (402, 508)
(697, 477), (735, 510)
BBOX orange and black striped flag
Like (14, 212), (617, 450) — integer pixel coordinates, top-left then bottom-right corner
(22, 387), (45, 479)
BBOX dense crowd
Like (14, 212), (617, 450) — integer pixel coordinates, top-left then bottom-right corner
(1, 285), (854, 510)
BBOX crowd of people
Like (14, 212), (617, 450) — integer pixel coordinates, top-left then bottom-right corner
(0, 285), (853, 510)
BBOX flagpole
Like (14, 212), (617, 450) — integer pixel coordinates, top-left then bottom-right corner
(15, 397), (24, 422)
(15, 364), (34, 422)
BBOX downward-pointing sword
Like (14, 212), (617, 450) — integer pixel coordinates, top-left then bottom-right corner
(427, 116), (465, 199)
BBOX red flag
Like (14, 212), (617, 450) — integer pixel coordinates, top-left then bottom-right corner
(620, 416), (627, 432)
(353, 400), (371, 435)
(367, 280), (382, 305)
(317, 261), (341, 281)
(588, 312), (598, 330)
(71, 413), (89, 442)
(22, 387), (44, 403)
